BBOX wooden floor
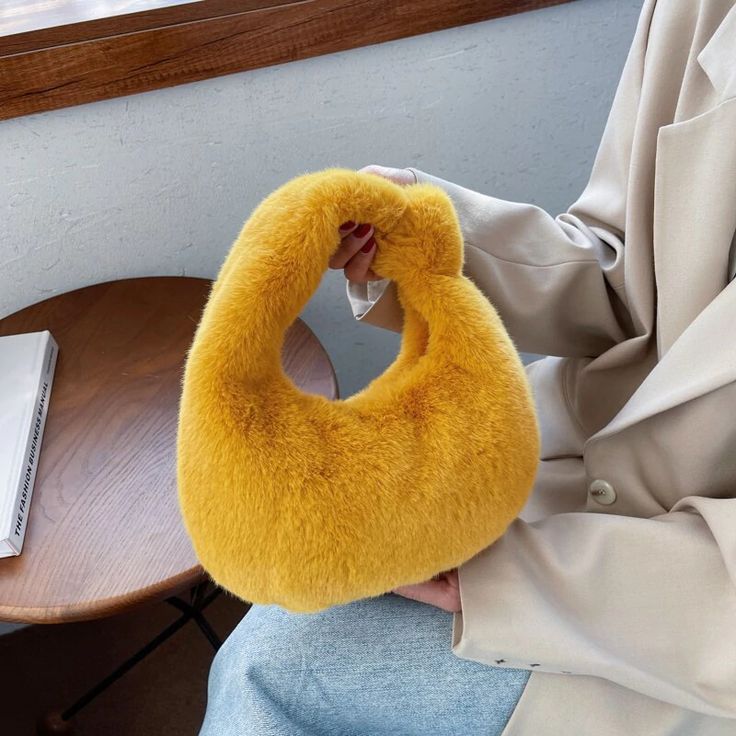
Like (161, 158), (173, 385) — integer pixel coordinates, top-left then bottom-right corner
(0, 592), (249, 734)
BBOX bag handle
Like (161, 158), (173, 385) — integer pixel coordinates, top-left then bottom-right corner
(196, 169), (498, 389)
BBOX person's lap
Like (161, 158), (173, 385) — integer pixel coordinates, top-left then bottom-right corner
(200, 593), (529, 736)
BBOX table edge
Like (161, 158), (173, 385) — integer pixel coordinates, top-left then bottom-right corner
(0, 565), (207, 624)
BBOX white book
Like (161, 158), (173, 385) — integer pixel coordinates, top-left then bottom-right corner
(0, 331), (58, 557)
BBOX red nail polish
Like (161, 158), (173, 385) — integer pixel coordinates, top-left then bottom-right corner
(339, 221), (355, 231)
(353, 223), (372, 238)
(361, 236), (376, 253)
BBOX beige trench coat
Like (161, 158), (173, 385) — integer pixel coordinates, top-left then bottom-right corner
(348, 0), (736, 732)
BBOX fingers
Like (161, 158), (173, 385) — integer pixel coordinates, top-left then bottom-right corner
(330, 221), (374, 268)
(328, 166), (414, 283)
(330, 221), (379, 282)
(343, 233), (377, 283)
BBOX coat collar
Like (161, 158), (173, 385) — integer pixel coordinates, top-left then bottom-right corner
(697, 3), (736, 101)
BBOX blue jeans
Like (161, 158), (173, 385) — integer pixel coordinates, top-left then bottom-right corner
(200, 593), (529, 735)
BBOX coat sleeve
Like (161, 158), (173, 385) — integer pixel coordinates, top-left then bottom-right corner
(348, 0), (657, 357)
(454, 496), (736, 718)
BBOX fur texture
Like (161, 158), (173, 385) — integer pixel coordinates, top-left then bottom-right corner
(177, 169), (540, 612)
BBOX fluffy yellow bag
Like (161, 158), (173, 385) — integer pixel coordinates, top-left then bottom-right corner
(177, 168), (539, 613)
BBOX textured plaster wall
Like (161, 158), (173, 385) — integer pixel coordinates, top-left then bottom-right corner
(2, 0), (643, 394)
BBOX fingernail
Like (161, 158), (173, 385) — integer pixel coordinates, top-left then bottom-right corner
(353, 223), (372, 238)
(361, 236), (376, 253)
(339, 221), (355, 231)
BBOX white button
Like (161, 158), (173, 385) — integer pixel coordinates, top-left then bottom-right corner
(589, 479), (616, 505)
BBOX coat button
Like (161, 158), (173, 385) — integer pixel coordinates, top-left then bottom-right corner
(589, 479), (616, 505)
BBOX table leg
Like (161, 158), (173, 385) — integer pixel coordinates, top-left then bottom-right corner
(37, 582), (228, 736)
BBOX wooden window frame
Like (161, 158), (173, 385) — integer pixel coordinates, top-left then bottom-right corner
(0, 0), (574, 121)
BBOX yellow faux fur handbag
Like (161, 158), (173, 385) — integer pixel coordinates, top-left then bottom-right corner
(177, 169), (539, 613)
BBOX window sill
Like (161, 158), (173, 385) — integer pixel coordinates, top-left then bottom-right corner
(0, 0), (572, 121)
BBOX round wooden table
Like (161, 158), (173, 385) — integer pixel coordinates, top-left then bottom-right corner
(0, 277), (338, 624)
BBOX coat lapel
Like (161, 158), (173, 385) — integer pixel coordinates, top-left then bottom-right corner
(588, 6), (736, 444)
(697, 3), (736, 102)
(654, 3), (736, 356)
(653, 96), (736, 357)
(588, 277), (736, 444)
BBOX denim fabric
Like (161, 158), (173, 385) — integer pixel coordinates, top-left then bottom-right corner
(200, 593), (529, 736)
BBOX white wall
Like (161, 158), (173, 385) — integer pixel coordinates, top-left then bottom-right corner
(0, 0), (643, 632)
(1, 0), (643, 395)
